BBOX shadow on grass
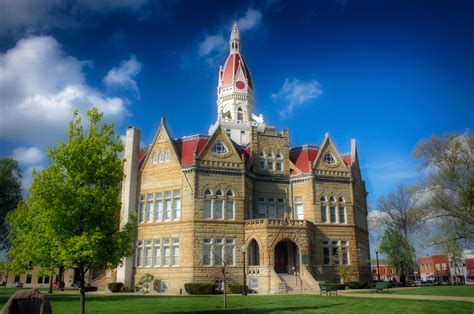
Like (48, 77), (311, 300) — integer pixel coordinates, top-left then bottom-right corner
(161, 304), (345, 313)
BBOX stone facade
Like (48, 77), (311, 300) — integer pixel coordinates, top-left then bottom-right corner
(115, 22), (370, 294)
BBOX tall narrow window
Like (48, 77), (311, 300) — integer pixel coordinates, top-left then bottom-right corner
(323, 241), (330, 265)
(321, 205), (327, 223)
(225, 199), (234, 220)
(138, 195), (145, 223)
(136, 241), (143, 267)
(152, 152), (159, 164)
(267, 198), (276, 218)
(330, 206), (336, 223)
(203, 239), (211, 265)
(155, 192), (163, 221)
(237, 107), (243, 121)
(146, 194), (154, 222)
(276, 198), (285, 218)
(163, 240), (170, 266)
(164, 150), (170, 162)
(214, 239), (223, 265)
(159, 151), (164, 163)
(204, 189), (212, 219)
(258, 198), (266, 218)
(214, 200), (223, 219)
(164, 192), (172, 220)
(153, 240), (161, 266)
(259, 152), (265, 170)
(338, 197), (346, 224)
(173, 190), (181, 220)
(172, 238), (180, 266)
(341, 241), (349, 265)
(225, 239), (234, 265)
(144, 240), (152, 266)
(295, 196), (304, 220)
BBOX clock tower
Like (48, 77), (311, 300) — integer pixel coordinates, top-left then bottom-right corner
(211, 22), (264, 146)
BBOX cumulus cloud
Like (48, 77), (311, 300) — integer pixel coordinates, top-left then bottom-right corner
(198, 7), (263, 65)
(103, 55), (142, 96)
(0, 0), (150, 36)
(0, 36), (128, 147)
(11, 147), (45, 166)
(272, 78), (323, 116)
(237, 8), (263, 32)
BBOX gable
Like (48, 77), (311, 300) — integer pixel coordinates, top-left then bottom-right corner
(140, 118), (181, 173)
(197, 125), (243, 169)
(313, 134), (350, 174)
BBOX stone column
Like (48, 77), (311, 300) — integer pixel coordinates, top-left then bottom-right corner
(116, 127), (141, 288)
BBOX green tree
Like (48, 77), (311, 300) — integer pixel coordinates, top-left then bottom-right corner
(413, 132), (474, 244)
(379, 228), (415, 283)
(0, 158), (22, 249)
(8, 109), (135, 314)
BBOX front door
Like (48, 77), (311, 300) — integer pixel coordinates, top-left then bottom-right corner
(274, 242), (288, 273)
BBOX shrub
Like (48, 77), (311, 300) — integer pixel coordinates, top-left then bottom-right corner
(84, 285), (98, 292)
(120, 286), (132, 292)
(347, 281), (368, 289)
(184, 283), (214, 295)
(108, 282), (124, 292)
(330, 283), (346, 290)
(228, 283), (245, 294)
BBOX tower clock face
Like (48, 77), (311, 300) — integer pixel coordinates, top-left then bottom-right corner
(236, 81), (245, 90)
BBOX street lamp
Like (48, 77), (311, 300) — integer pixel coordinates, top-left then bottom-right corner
(376, 251), (381, 281)
(241, 245), (247, 295)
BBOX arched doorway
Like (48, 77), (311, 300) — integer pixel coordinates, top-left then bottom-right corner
(274, 240), (300, 274)
(248, 239), (260, 266)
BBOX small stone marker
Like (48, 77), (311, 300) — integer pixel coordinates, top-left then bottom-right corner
(1, 289), (52, 314)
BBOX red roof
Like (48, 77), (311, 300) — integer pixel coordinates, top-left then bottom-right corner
(290, 145), (319, 173)
(221, 53), (253, 89)
(342, 155), (351, 166)
(175, 135), (208, 167)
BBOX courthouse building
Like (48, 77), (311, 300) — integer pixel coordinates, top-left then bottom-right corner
(116, 22), (371, 294)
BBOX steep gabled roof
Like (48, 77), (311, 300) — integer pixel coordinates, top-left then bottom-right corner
(289, 145), (319, 173)
(174, 135), (209, 167)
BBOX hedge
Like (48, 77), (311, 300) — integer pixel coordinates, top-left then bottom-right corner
(228, 283), (245, 294)
(108, 282), (124, 292)
(184, 283), (214, 295)
(346, 281), (369, 289)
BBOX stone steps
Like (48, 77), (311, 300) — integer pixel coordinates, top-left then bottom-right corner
(277, 273), (314, 293)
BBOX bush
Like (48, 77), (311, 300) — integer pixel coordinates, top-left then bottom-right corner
(228, 283), (245, 294)
(108, 282), (124, 292)
(120, 286), (132, 292)
(330, 283), (346, 290)
(346, 281), (368, 289)
(184, 283), (214, 295)
(84, 285), (98, 292)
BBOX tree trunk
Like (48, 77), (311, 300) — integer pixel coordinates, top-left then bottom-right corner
(222, 269), (227, 309)
(48, 275), (53, 294)
(60, 266), (64, 291)
(79, 267), (85, 314)
(4, 272), (8, 289)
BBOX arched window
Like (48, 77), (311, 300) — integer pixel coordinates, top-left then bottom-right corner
(225, 190), (234, 220)
(214, 189), (223, 219)
(338, 196), (346, 224)
(215, 189), (223, 196)
(164, 150), (170, 162)
(158, 151), (164, 163)
(152, 152), (159, 164)
(329, 196), (335, 203)
(267, 152), (274, 171)
(320, 195), (327, 223)
(259, 152), (265, 170)
(204, 188), (212, 219)
(237, 107), (243, 121)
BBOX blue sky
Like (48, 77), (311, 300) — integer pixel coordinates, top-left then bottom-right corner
(0, 0), (473, 218)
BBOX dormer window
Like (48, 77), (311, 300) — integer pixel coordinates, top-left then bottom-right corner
(323, 152), (336, 164)
(211, 141), (228, 156)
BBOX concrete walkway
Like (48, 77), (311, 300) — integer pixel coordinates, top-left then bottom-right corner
(338, 289), (474, 303)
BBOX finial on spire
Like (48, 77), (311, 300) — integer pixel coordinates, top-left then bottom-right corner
(229, 21), (240, 53)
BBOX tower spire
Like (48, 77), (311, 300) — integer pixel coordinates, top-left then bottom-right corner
(229, 22), (240, 53)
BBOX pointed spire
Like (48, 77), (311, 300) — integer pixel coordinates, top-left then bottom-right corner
(229, 22), (240, 53)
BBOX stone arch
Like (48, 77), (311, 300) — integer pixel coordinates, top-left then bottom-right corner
(201, 185), (212, 195)
(272, 237), (303, 274)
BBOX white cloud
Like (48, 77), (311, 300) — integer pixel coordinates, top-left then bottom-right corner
(11, 147), (45, 166)
(0, 0), (150, 36)
(103, 55), (142, 96)
(271, 78), (323, 116)
(237, 8), (263, 32)
(197, 7), (263, 65)
(0, 36), (128, 148)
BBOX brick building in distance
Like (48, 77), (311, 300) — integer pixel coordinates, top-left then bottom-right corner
(115, 22), (371, 294)
(418, 255), (450, 283)
(370, 259), (398, 282)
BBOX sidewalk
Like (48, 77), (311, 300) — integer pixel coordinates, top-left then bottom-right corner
(338, 290), (474, 303)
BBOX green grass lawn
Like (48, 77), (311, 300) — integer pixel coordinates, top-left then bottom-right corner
(0, 288), (472, 313)
(389, 286), (474, 297)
